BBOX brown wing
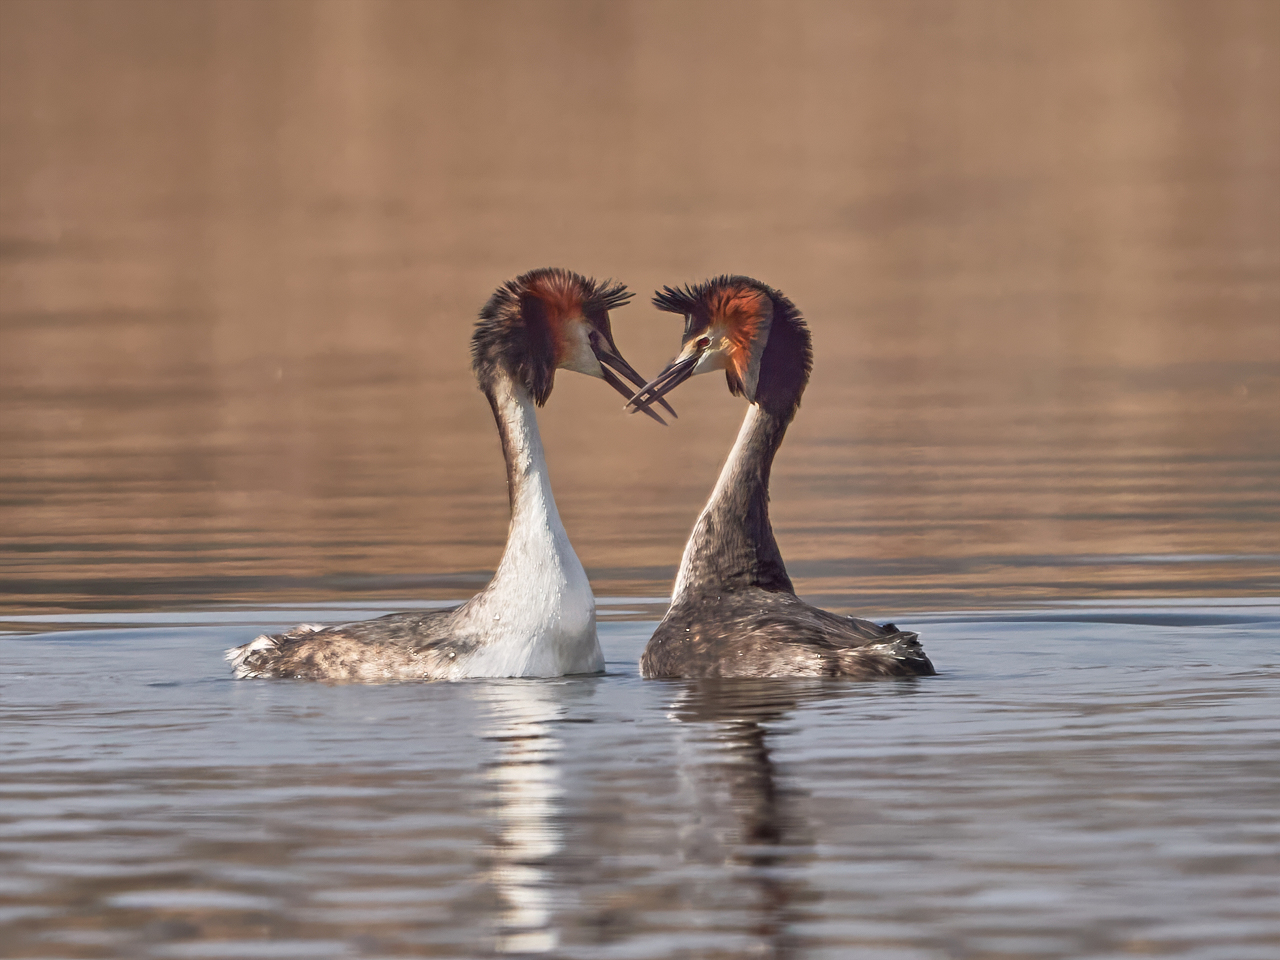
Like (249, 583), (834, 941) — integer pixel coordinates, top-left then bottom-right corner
(641, 590), (933, 679)
(227, 608), (465, 681)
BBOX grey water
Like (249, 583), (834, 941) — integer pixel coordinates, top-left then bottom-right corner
(2, 600), (1277, 960)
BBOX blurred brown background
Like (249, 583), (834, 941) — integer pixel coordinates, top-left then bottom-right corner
(1, 0), (1277, 615)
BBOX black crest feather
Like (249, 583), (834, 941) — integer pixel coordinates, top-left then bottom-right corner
(652, 282), (704, 317)
(589, 279), (634, 314)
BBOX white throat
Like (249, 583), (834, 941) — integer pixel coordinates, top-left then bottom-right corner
(451, 377), (602, 678)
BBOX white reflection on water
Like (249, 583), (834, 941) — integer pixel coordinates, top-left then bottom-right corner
(475, 682), (567, 955)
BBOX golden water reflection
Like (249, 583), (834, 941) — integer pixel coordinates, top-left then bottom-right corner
(1, 0), (1277, 614)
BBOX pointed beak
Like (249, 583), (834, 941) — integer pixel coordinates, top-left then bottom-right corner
(625, 347), (702, 415)
(591, 337), (678, 425)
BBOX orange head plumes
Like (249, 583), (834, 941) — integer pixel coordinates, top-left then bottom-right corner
(696, 283), (774, 398)
(630, 275), (811, 421)
(472, 268), (673, 422)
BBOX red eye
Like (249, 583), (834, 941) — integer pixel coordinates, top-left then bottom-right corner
(695, 336), (712, 350)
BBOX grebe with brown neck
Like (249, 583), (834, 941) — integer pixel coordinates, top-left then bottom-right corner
(228, 268), (670, 681)
(627, 275), (934, 680)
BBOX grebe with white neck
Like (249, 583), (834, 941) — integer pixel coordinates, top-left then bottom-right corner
(228, 268), (670, 681)
(627, 275), (935, 680)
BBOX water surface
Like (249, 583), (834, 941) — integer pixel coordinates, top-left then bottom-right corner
(1, 4), (1278, 958)
(2, 601), (1278, 959)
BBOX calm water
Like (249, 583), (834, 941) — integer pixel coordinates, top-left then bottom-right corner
(1, 602), (1278, 960)
(2, 2), (1279, 958)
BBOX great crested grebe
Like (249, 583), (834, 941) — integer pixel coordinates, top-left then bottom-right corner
(627, 275), (935, 680)
(228, 268), (670, 681)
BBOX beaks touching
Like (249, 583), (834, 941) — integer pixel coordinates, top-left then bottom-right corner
(591, 340), (677, 425)
(625, 350), (701, 416)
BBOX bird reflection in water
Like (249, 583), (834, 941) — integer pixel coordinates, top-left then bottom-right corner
(667, 680), (837, 960)
(475, 682), (569, 955)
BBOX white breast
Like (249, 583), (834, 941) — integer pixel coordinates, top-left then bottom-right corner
(445, 382), (603, 679)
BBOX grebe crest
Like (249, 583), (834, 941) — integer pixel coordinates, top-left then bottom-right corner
(647, 275), (812, 420)
(475, 267), (674, 420)
(227, 268), (666, 681)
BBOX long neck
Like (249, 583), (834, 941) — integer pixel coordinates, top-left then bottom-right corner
(484, 373), (570, 575)
(672, 403), (793, 600)
(450, 369), (598, 678)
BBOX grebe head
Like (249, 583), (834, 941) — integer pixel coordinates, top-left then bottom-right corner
(473, 268), (671, 422)
(627, 275), (812, 421)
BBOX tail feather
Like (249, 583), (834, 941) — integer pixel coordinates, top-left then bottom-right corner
(835, 628), (935, 677)
(225, 623), (324, 679)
